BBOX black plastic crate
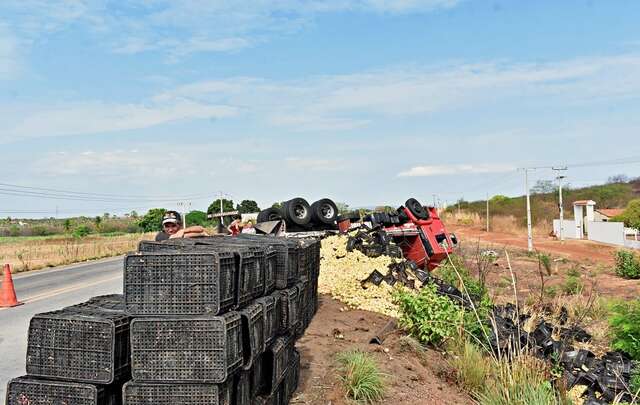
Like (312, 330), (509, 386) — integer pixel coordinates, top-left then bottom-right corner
(26, 304), (130, 384)
(263, 335), (294, 394)
(233, 370), (252, 405)
(255, 295), (277, 346)
(80, 294), (125, 311)
(130, 312), (242, 383)
(6, 376), (121, 405)
(279, 287), (300, 333)
(250, 354), (265, 398)
(124, 251), (236, 316)
(240, 302), (265, 370)
(123, 381), (232, 405)
(237, 235), (298, 289)
(284, 349), (301, 401)
(295, 282), (313, 337)
(140, 238), (266, 307)
(186, 239), (266, 306)
(271, 291), (284, 336)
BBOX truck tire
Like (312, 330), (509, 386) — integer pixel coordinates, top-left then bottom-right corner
(310, 199), (338, 225)
(257, 208), (282, 223)
(405, 198), (430, 220)
(282, 198), (311, 226)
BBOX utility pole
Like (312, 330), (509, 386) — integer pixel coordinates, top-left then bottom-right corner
(176, 201), (192, 228)
(486, 192), (490, 232)
(522, 168), (534, 252)
(432, 194), (437, 209)
(553, 166), (568, 241)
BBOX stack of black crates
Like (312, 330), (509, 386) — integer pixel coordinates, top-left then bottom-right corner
(6, 294), (132, 405)
(5, 235), (320, 405)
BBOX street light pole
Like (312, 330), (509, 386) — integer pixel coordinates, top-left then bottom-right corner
(524, 169), (533, 252)
(553, 166), (568, 241)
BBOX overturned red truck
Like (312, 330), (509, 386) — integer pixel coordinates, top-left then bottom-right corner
(255, 196), (457, 271)
(341, 198), (458, 270)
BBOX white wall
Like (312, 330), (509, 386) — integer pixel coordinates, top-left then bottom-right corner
(553, 219), (577, 239)
(588, 221), (625, 246)
(625, 240), (640, 250)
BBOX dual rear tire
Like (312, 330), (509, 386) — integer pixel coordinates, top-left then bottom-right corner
(257, 197), (339, 229)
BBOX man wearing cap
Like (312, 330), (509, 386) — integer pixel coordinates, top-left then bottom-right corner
(155, 210), (208, 241)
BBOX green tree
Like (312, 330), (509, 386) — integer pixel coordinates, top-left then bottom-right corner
(63, 219), (72, 232)
(186, 210), (209, 226)
(72, 224), (92, 238)
(613, 199), (640, 230)
(236, 200), (260, 214)
(374, 206), (396, 213)
(531, 180), (555, 194)
(336, 202), (350, 215)
(490, 195), (510, 203)
(94, 216), (102, 232)
(137, 208), (167, 232)
(207, 199), (235, 225)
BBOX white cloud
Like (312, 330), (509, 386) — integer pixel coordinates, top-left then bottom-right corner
(398, 164), (516, 177)
(0, 24), (20, 79)
(157, 53), (640, 131)
(0, 0), (460, 60)
(3, 100), (237, 140)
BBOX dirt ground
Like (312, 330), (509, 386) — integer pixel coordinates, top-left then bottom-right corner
(294, 295), (470, 405)
(450, 224), (640, 301)
(451, 224), (617, 265)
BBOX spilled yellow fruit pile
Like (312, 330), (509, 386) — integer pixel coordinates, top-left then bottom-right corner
(319, 234), (399, 317)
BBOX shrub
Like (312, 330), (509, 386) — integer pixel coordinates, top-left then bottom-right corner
(609, 300), (640, 360)
(615, 250), (640, 279)
(31, 225), (51, 236)
(9, 225), (20, 237)
(561, 276), (583, 295)
(613, 199), (640, 230)
(393, 284), (463, 346)
(336, 350), (385, 403)
(435, 254), (487, 302)
(72, 224), (92, 238)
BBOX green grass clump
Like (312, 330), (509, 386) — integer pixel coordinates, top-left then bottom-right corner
(631, 363), (640, 395)
(561, 276), (583, 295)
(610, 300), (640, 361)
(448, 338), (490, 396)
(615, 250), (640, 279)
(477, 356), (566, 405)
(336, 350), (385, 403)
(539, 253), (552, 275)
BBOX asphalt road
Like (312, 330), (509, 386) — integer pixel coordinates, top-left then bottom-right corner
(0, 256), (124, 399)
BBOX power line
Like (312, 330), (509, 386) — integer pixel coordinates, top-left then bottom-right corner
(0, 182), (212, 201)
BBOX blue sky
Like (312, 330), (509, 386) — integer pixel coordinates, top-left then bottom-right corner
(1, 0), (640, 217)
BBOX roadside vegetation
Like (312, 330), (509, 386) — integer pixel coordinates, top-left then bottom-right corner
(445, 177), (640, 230)
(615, 250), (640, 279)
(390, 249), (640, 405)
(336, 350), (386, 403)
(2, 232), (153, 272)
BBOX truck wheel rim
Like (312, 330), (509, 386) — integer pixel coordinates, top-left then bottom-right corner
(320, 204), (334, 219)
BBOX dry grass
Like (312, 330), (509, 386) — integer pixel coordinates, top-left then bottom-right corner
(0, 233), (153, 272)
(442, 212), (552, 237)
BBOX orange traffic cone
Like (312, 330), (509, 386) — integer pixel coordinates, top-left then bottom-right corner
(0, 263), (22, 307)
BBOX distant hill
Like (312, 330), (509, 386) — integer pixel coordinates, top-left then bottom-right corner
(451, 178), (640, 225)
